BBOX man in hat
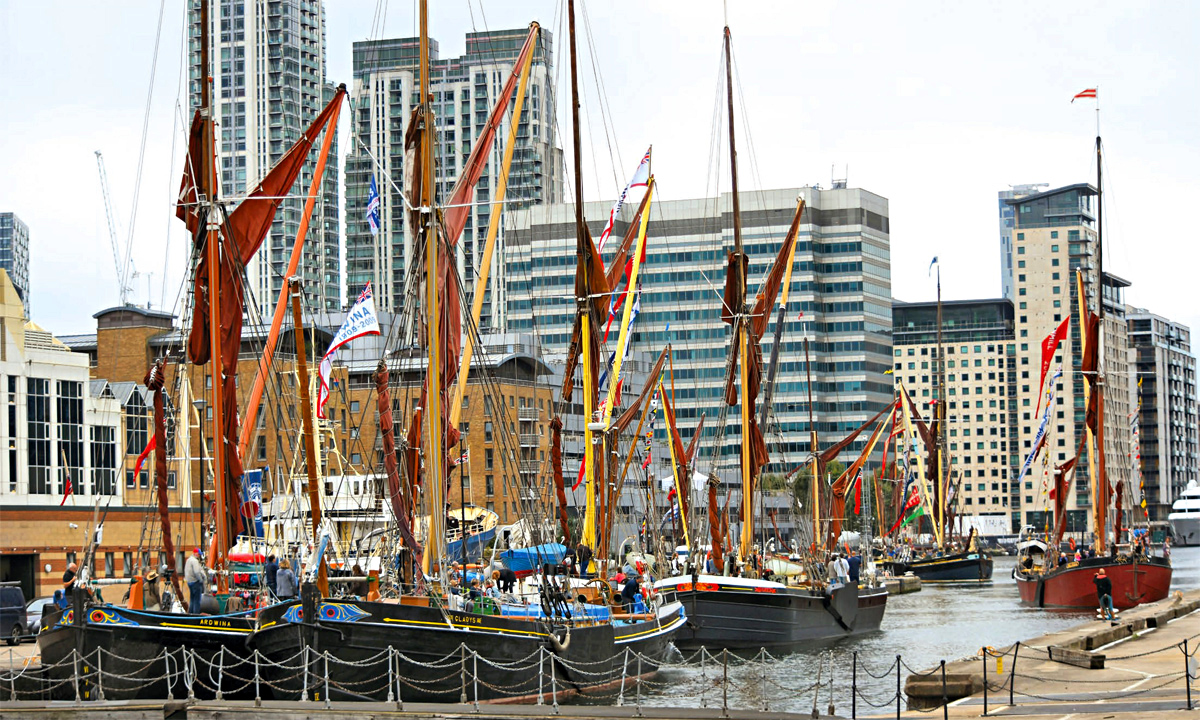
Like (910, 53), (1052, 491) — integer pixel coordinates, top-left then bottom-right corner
(144, 569), (162, 611)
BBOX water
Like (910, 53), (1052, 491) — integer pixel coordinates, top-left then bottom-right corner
(637, 549), (1200, 713)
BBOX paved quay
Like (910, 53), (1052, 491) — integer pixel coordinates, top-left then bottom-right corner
(889, 588), (1200, 718)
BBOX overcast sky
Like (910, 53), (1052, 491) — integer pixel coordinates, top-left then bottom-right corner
(1, 1), (1197, 344)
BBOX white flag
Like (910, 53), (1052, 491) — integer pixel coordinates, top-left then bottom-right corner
(597, 147), (651, 252)
(317, 284), (381, 419)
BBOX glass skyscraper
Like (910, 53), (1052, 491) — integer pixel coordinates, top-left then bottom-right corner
(188, 0), (341, 315)
(0, 212), (30, 318)
(506, 186), (893, 485)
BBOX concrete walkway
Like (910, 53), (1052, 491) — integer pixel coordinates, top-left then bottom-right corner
(886, 589), (1200, 718)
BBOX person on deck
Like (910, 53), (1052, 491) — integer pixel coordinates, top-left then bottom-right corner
(847, 552), (862, 584)
(275, 559), (297, 601)
(184, 549), (207, 614)
(60, 562), (78, 607)
(1094, 568), (1115, 621)
(621, 575), (641, 613)
(264, 554), (279, 598)
(576, 543), (594, 575)
(494, 567), (518, 594)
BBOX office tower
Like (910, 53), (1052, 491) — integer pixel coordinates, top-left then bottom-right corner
(345, 28), (562, 326)
(1005, 183), (1135, 530)
(507, 185), (893, 483)
(0, 213), (30, 318)
(998, 184), (1048, 302)
(1128, 308), (1200, 519)
(892, 299), (1020, 528)
(188, 0), (341, 315)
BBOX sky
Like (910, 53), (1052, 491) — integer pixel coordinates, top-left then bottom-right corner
(1, 1), (1197, 343)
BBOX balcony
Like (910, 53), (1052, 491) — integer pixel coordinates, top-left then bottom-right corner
(518, 407), (541, 422)
(519, 433), (539, 448)
(519, 460), (540, 475)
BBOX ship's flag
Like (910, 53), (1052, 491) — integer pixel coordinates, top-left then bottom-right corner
(1072, 88), (1098, 102)
(59, 464), (73, 506)
(317, 284), (381, 419)
(133, 435), (157, 480)
(597, 147), (651, 252)
(1017, 365), (1064, 488)
(451, 450), (470, 467)
(367, 176), (381, 236)
(1035, 316), (1070, 418)
(928, 256), (938, 276)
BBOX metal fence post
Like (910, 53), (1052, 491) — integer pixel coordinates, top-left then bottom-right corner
(301, 645), (309, 702)
(895, 655), (900, 720)
(1187, 639), (1193, 711)
(760, 648), (769, 712)
(941, 660), (948, 720)
(473, 651), (479, 712)
(722, 649), (729, 719)
(617, 647), (628, 707)
(96, 650), (104, 702)
(981, 647), (988, 717)
(551, 655), (559, 713)
(459, 645), (468, 705)
(323, 650), (331, 709)
(186, 648), (195, 701)
(700, 647), (708, 708)
(635, 652), (643, 717)
(537, 647), (545, 706)
(852, 651), (857, 719)
(216, 646), (225, 702)
(254, 650), (261, 707)
(165, 649), (174, 701)
(1009, 642), (1019, 707)
(72, 649), (81, 704)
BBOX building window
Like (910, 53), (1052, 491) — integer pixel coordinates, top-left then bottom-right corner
(57, 380), (84, 496)
(485, 448), (494, 470)
(90, 425), (117, 495)
(27, 378), (51, 494)
(124, 552), (133, 577)
(167, 471), (176, 489)
(350, 400), (360, 413)
(484, 421), (493, 443)
(126, 392), (148, 455)
(104, 552), (115, 578)
(486, 475), (494, 495)
(139, 470), (149, 488)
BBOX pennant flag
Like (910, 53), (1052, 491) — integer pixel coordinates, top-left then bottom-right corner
(59, 467), (73, 507)
(928, 256), (938, 276)
(884, 368), (894, 375)
(1072, 88), (1098, 102)
(597, 147), (651, 252)
(451, 450), (470, 467)
(899, 506), (925, 529)
(366, 176), (381, 236)
(1035, 316), (1070, 418)
(239, 469), (265, 539)
(853, 470), (863, 514)
(1016, 365), (1063, 488)
(317, 284), (381, 419)
(133, 435), (157, 480)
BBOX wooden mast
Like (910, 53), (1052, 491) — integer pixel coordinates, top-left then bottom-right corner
(290, 278), (328, 596)
(935, 264), (947, 549)
(567, 0), (601, 560)
(723, 26), (755, 563)
(805, 337), (820, 550)
(418, 0), (446, 574)
(1093, 134), (1108, 553)
(199, 0), (230, 593)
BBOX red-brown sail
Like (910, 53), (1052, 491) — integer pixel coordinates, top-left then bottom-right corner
(550, 416), (572, 546)
(376, 362), (423, 562)
(144, 359), (183, 603)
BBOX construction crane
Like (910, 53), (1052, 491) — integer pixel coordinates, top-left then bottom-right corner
(94, 150), (136, 306)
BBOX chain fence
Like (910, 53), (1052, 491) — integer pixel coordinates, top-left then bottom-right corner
(4, 631), (1200, 717)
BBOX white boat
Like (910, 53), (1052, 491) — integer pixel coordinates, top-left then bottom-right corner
(1168, 481), (1200, 546)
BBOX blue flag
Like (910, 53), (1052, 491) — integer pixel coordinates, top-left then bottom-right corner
(367, 176), (381, 236)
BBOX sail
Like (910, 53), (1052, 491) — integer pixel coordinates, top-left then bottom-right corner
(550, 417), (572, 545)
(827, 414), (889, 546)
(375, 362), (423, 562)
(144, 359), (184, 603)
(684, 413), (707, 466)
(749, 205), (804, 339)
(178, 90), (344, 546)
(611, 347), (668, 435)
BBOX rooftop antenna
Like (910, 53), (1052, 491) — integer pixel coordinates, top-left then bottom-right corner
(831, 164), (848, 190)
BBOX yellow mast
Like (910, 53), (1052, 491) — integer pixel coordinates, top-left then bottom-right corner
(418, 0), (444, 575)
(449, 26), (538, 425)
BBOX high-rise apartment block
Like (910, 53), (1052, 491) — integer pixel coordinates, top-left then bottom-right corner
(188, 0), (341, 315)
(1128, 308), (1200, 519)
(997, 184), (1047, 302)
(345, 28), (562, 324)
(1004, 183), (1135, 531)
(507, 186), (893, 482)
(892, 299), (1020, 525)
(0, 213), (30, 318)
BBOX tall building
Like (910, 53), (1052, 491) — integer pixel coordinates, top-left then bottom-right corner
(1128, 308), (1200, 519)
(892, 299), (1021, 528)
(507, 186), (893, 485)
(997, 184), (1047, 302)
(345, 28), (562, 323)
(188, 0), (341, 315)
(0, 213), (30, 318)
(1004, 183), (1135, 532)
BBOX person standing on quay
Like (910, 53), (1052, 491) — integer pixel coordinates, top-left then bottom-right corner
(185, 548), (207, 614)
(264, 554), (279, 598)
(1094, 568), (1115, 622)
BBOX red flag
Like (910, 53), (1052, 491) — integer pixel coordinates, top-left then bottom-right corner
(572, 462), (586, 491)
(59, 470), (72, 506)
(1036, 316), (1070, 417)
(1071, 88), (1097, 102)
(133, 436), (157, 479)
(854, 472), (862, 514)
